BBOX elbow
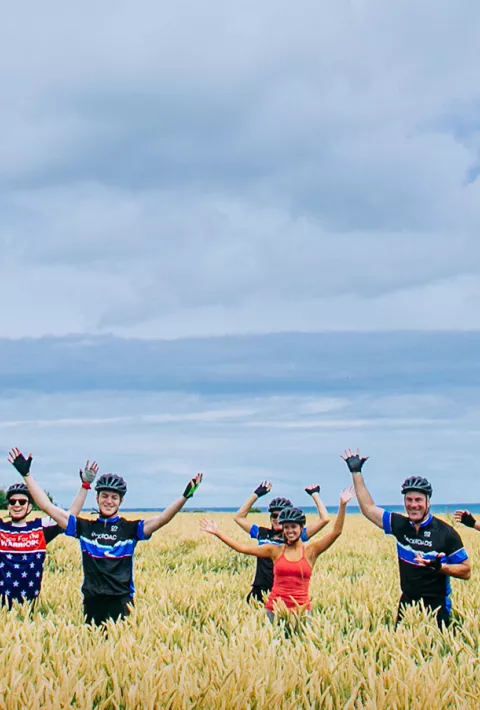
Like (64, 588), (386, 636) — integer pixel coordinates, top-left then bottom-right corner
(322, 517), (331, 526)
(464, 566), (472, 580)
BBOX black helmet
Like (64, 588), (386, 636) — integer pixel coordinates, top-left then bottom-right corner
(278, 507), (306, 526)
(268, 497), (293, 513)
(95, 473), (127, 497)
(401, 476), (433, 497)
(6, 483), (32, 501)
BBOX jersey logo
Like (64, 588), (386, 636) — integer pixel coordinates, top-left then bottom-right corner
(424, 531), (431, 538)
(111, 526), (118, 531)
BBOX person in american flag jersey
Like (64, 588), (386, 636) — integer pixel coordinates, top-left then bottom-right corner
(1, 455), (98, 608)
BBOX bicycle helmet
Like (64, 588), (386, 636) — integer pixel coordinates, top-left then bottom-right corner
(401, 476), (432, 497)
(6, 483), (32, 501)
(95, 473), (127, 497)
(268, 497), (293, 513)
(278, 507), (306, 526)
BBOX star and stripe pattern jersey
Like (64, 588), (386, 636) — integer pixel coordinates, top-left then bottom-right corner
(0, 518), (62, 605)
(65, 515), (151, 598)
(249, 525), (309, 589)
(382, 511), (468, 604)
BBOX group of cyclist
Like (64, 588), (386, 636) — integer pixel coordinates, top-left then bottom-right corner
(0, 446), (475, 629)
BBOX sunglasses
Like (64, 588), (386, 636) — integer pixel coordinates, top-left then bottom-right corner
(8, 498), (30, 506)
(270, 513), (280, 519)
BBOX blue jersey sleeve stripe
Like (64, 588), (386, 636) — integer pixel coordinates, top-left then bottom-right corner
(65, 514), (77, 538)
(382, 510), (392, 535)
(250, 525), (260, 539)
(445, 548), (468, 564)
(136, 520), (151, 541)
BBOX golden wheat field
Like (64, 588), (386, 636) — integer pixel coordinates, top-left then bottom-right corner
(1, 512), (480, 710)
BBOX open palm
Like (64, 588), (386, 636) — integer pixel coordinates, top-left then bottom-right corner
(200, 518), (218, 535)
(340, 486), (356, 505)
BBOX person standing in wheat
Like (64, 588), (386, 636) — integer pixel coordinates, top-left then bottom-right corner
(202, 487), (354, 621)
(234, 481), (330, 603)
(9, 447), (202, 625)
(342, 448), (470, 628)
(3, 451), (97, 609)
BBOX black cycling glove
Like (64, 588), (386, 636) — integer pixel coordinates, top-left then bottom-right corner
(305, 485), (320, 496)
(344, 455), (367, 474)
(11, 453), (32, 478)
(254, 482), (270, 497)
(461, 512), (476, 528)
(424, 556), (442, 573)
(183, 477), (201, 500)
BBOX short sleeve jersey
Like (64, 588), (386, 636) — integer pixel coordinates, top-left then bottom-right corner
(249, 525), (309, 589)
(0, 517), (62, 604)
(65, 515), (151, 598)
(382, 511), (468, 601)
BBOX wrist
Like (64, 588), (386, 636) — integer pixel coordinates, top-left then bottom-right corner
(81, 481), (91, 490)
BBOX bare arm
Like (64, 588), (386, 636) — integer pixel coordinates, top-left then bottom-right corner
(234, 481), (272, 534)
(341, 449), (384, 529)
(8, 448), (70, 528)
(68, 460), (99, 516)
(201, 518), (277, 558)
(304, 485), (330, 539)
(308, 487), (355, 562)
(143, 473), (203, 537)
(415, 553), (471, 580)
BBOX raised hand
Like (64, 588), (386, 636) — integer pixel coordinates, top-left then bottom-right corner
(79, 460), (99, 487)
(305, 484), (320, 496)
(254, 481), (272, 497)
(8, 448), (33, 477)
(341, 448), (369, 473)
(339, 486), (356, 505)
(454, 510), (476, 528)
(200, 518), (218, 535)
(183, 472), (203, 500)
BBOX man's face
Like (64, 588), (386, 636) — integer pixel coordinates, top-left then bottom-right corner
(270, 511), (283, 532)
(97, 490), (122, 518)
(404, 492), (429, 523)
(7, 496), (32, 522)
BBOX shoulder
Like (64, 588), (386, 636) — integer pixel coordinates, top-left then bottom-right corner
(383, 510), (408, 534)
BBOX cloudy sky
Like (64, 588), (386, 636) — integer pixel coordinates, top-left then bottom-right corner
(1, 1), (479, 507)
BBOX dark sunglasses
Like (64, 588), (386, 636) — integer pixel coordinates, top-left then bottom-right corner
(8, 498), (30, 506)
(270, 512), (280, 519)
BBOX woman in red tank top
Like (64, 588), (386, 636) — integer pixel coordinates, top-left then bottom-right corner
(201, 487), (355, 617)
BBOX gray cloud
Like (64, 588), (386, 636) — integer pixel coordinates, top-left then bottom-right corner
(1, 1), (479, 336)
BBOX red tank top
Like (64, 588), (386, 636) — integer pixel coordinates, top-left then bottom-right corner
(265, 546), (312, 611)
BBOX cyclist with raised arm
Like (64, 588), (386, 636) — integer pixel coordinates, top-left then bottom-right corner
(203, 487), (354, 620)
(9, 447), (202, 625)
(342, 448), (470, 628)
(2, 452), (97, 608)
(234, 481), (330, 602)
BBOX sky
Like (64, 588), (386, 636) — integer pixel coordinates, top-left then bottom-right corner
(1, 1), (479, 507)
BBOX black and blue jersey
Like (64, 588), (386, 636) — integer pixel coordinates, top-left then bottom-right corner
(382, 511), (468, 606)
(249, 524), (308, 589)
(65, 515), (150, 598)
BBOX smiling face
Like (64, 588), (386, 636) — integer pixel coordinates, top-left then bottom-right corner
(282, 522), (303, 544)
(7, 496), (32, 522)
(97, 490), (122, 518)
(404, 491), (430, 523)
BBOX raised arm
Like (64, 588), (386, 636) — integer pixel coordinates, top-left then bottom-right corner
(234, 481), (272, 534)
(200, 518), (277, 558)
(341, 449), (384, 529)
(8, 448), (70, 529)
(454, 510), (480, 532)
(307, 487), (355, 562)
(68, 461), (99, 515)
(142, 473), (203, 537)
(304, 484), (330, 539)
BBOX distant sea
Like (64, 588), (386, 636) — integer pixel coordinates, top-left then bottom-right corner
(121, 504), (480, 515)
